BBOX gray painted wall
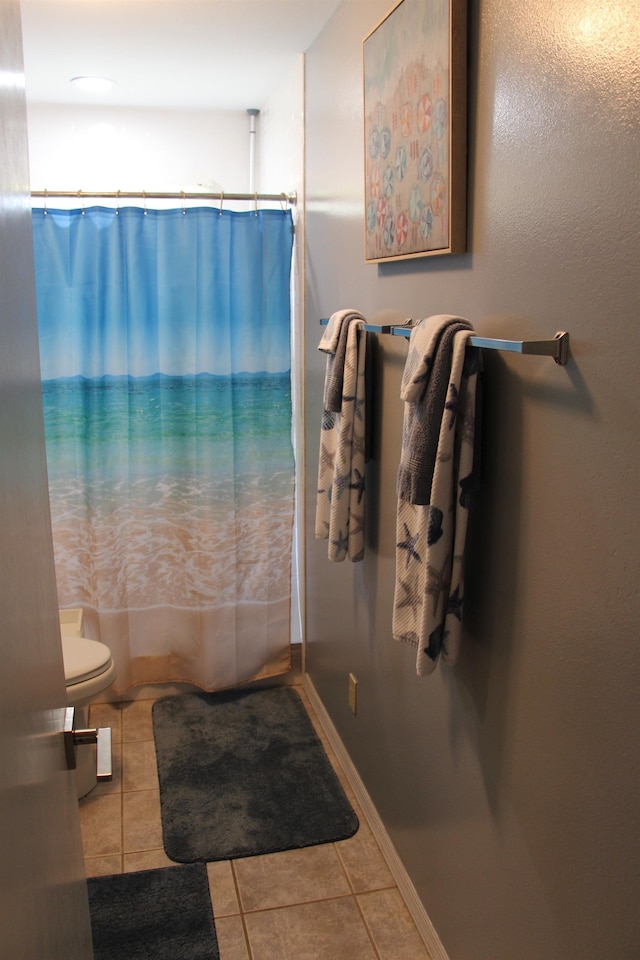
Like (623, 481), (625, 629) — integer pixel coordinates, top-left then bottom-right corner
(303, 2), (640, 958)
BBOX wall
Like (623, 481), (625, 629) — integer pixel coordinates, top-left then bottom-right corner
(258, 56), (304, 200)
(27, 103), (250, 197)
(304, 2), (640, 960)
(259, 56), (306, 645)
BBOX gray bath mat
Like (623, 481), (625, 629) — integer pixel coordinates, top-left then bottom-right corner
(152, 686), (359, 862)
(87, 864), (218, 960)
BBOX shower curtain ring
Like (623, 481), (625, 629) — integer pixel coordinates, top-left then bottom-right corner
(254, 192), (258, 216)
(44, 188), (48, 214)
(219, 190), (224, 215)
(116, 189), (120, 214)
(143, 190), (147, 215)
(78, 190), (85, 214)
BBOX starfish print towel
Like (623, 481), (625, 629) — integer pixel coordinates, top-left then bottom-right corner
(316, 309), (368, 562)
(393, 315), (481, 675)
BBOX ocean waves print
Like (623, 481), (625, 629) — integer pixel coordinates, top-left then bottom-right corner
(42, 372), (294, 611)
(42, 372), (293, 482)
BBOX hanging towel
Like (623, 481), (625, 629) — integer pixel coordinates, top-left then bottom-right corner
(397, 317), (472, 504)
(316, 309), (368, 562)
(392, 315), (481, 675)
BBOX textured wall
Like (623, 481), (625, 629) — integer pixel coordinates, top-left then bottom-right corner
(304, 2), (640, 959)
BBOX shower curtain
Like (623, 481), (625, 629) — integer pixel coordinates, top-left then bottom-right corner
(32, 205), (295, 693)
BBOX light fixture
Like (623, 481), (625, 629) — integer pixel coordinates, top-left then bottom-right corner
(70, 76), (116, 93)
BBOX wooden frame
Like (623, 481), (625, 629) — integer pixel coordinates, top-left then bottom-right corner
(363, 0), (467, 263)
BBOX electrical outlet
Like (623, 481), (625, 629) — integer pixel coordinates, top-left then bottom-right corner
(348, 673), (358, 715)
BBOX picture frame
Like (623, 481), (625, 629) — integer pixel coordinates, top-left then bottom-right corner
(363, 0), (467, 263)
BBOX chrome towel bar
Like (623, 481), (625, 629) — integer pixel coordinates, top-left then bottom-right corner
(319, 319), (569, 366)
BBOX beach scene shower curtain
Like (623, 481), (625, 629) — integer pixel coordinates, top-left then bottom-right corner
(33, 205), (294, 692)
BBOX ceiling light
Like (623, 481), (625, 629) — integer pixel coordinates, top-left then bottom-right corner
(71, 76), (116, 93)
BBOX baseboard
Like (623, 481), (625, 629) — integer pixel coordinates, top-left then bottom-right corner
(303, 674), (450, 960)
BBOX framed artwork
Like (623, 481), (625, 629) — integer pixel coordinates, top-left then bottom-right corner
(363, 0), (467, 262)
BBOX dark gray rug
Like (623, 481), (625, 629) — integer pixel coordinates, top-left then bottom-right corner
(87, 864), (218, 960)
(152, 686), (359, 862)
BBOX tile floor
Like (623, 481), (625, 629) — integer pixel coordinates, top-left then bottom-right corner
(81, 684), (431, 960)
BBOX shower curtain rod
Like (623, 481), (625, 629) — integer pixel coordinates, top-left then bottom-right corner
(31, 189), (297, 205)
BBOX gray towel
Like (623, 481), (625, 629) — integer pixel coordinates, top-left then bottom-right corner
(397, 318), (471, 504)
(319, 309), (366, 412)
(393, 316), (481, 675)
(316, 309), (369, 562)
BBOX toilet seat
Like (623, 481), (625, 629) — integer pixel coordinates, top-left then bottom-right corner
(62, 635), (114, 686)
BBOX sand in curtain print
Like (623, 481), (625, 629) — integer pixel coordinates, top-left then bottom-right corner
(42, 372), (294, 687)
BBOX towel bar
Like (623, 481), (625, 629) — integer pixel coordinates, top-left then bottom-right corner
(319, 319), (570, 366)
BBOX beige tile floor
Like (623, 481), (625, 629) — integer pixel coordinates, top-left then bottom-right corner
(81, 686), (431, 960)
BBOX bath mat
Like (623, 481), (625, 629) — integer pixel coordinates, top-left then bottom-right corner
(152, 686), (359, 862)
(87, 864), (218, 960)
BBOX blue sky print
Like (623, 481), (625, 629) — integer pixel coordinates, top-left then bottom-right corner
(35, 207), (292, 380)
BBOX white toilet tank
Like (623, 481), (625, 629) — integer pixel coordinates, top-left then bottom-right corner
(59, 606), (84, 638)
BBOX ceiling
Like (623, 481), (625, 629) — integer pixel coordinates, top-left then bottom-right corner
(20, 0), (343, 111)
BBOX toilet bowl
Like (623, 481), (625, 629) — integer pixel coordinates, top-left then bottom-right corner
(59, 612), (117, 798)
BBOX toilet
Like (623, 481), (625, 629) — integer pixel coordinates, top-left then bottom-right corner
(59, 609), (117, 798)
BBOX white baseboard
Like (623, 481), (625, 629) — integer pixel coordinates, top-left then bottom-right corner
(303, 674), (451, 960)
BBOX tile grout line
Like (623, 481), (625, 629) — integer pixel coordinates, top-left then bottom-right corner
(352, 891), (384, 960)
(327, 754), (396, 960)
(118, 704), (125, 874)
(229, 859), (255, 960)
(234, 890), (370, 917)
(119, 760), (124, 873)
(333, 841), (397, 897)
